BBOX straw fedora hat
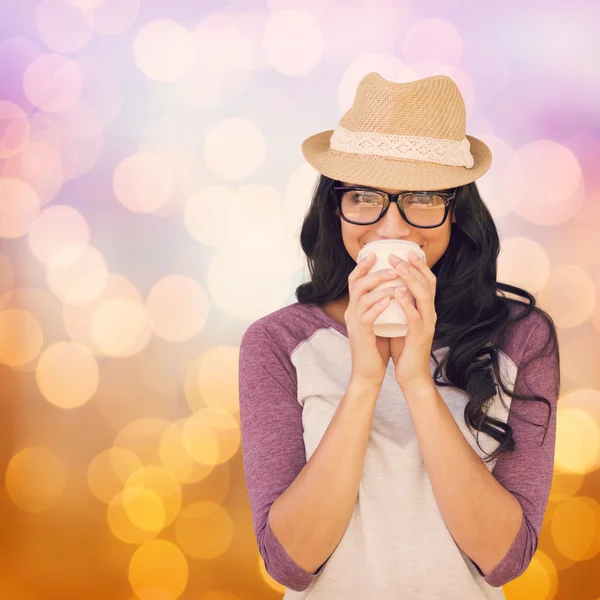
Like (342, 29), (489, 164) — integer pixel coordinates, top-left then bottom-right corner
(301, 72), (492, 191)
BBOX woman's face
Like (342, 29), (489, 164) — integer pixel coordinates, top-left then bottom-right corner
(337, 180), (456, 270)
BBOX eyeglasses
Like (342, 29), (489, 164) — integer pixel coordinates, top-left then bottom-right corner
(332, 181), (456, 228)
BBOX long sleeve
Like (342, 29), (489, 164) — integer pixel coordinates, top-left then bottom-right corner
(238, 322), (327, 592)
(470, 317), (560, 587)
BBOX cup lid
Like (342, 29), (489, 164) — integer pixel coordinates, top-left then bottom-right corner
(358, 239), (424, 259)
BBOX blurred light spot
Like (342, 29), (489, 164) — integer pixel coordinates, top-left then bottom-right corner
(132, 590), (175, 600)
(0, 37), (44, 108)
(504, 550), (557, 599)
(63, 272), (142, 355)
(25, 101), (104, 183)
(262, 9), (323, 76)
(146, 275), (208, 343)
(556, 389), (600, 474)
(159, 419), (215, 484)
(555, 407), (600, 475)
(196, 592), (239, 600)
(193, 11), (254, 73)
(114, 417), (171, 464)
(183, 354), (211, 413)
(181, 408), (239, 465)
(90, 297), (153, 357)
(138, 115), (197, 155)
(505, 140), (584, 224)
(539, 264), (596, 328)
(0, 288), (64, 371)
(469, 134), (516, 220)
(203, 117), (266, 180)
(81, 0), (139, 36)
(232, 184), (291, 252)
(11, 139), (64, 206)
(0, 177), (41, 238)
(564, 133), (600, 191)
(47, 100), (104, 181)
(175, 502), (233, 559)
(592, 272), (600, 336)
(133, 346), (179, 396)
(87, 447), (144, 504)
(324, 0), (408, 60)
(175, 55), (253, 109)
(23, 53), (83, 112)
(267, 0), (328, 14)
(113, 152), (174, 213)
(66, 0), (105, 8)
(108, 489), (161, 544)
(0, 253), (14, 309)
(136, 116), (201, 211)
(207, 234), (293, 321)
(497, 236), (551, 294)
(197, 346), (240, 416)
(0, 101), (30, 158)
(73, 54), (122, 126)
(560, 331), (600, 388)
(547, 466), (585, 505)
(183, 185), (236, 245)
(0, 309), (44, 366)
(283, 164), (321, 245)
(28, 204), (90, 265)
(128, 540), (188, 600)
(5, 446), (66, 512)
(94, 355), (175, 432)
(125, 466), (181, 530)
(133, 20), (195, 83)
(259, 552), (286, 592)
(122, 485), (166, 533)
(551, 496), (600, 561)
(36, 340), (99, 408)
(402, 18), (463, 67)
(36, 0), (93, 53)
(46, 242), (108, 305)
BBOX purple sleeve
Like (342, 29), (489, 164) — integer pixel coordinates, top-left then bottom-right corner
(470, 318), (560, 587)
(238, 323), (328, 592)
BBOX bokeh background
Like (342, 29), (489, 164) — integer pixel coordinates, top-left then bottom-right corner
(1, 0), (600, 598)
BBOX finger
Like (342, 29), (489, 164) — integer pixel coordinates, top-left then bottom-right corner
(396, 276), (434, 328)
(349, 252), (376, 293)
(395, 266), (430, 307)
(408, 252), (437, 286)
(394, 289), (422, 325)
(396, 258), (428, 288)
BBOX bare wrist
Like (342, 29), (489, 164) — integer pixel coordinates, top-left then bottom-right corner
(349, 374), (384, 394)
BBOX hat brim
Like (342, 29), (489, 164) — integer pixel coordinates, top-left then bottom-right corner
(301, 130), (492, 191)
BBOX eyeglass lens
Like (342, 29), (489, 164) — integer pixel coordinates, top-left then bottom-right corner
(340, 189), (447, 226)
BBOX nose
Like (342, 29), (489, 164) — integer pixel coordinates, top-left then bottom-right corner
(383, 198), (410, 226)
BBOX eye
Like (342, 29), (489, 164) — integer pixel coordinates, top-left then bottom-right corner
(405, 194), (445, 206)
(348, 190), (384, 205)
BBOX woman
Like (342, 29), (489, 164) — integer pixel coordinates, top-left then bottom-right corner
(238, 73), (560, 599)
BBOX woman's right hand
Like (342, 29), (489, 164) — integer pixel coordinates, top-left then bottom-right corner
(344, 252), (399, 385)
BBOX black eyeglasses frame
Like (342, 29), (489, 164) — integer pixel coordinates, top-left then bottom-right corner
(332, 181), (457, 229)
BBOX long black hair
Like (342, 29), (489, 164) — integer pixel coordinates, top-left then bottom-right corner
(295, 174), (560, 464)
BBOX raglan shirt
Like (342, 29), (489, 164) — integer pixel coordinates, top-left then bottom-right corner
(238, 301), (559, 600)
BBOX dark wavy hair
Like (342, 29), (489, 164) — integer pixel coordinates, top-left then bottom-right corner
(295, 174), (560, 464)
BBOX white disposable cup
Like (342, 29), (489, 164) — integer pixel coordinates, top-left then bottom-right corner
(356, 239), (426, 337)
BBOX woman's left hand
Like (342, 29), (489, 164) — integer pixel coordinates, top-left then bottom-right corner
(387, 251), (437, 389)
